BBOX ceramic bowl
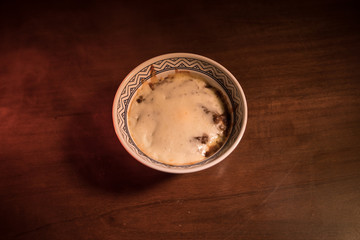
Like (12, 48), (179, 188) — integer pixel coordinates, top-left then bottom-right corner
(112, 53), (247, 173)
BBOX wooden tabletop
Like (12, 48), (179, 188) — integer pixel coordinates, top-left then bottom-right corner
(1, 1), (359, 239)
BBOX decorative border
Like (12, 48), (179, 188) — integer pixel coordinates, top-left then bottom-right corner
(116, 57), (244, 169)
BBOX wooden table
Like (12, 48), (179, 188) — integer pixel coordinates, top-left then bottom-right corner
(1, 1), (359, 239)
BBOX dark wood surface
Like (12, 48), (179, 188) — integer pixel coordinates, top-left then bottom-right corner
(1, 0), (359, 239)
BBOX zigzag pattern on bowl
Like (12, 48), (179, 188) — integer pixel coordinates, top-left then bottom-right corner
(116, 57), (244, 168)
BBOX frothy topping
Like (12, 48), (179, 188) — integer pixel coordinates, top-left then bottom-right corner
(128, 71), (230, 166)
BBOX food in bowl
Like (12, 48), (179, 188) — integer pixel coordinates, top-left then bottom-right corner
(127, 70), (231, 166)
(113, 53), (247, 173)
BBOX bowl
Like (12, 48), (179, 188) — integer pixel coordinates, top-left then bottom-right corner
(112, 53), (247, 173)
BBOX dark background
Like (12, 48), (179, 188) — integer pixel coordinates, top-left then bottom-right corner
(1, 0), (359, 239)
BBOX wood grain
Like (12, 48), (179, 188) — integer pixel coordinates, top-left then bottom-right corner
(1, 0), (359, 239)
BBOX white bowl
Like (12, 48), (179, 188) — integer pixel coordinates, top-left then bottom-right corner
(112, 53), (247, 173)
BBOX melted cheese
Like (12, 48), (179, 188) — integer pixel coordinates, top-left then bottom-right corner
(128, 71), (228, 166)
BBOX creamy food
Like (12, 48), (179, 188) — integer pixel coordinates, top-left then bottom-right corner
(128, 71), (230, 166)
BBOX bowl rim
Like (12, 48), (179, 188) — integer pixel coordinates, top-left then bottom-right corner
(112, 52), (248, 173)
